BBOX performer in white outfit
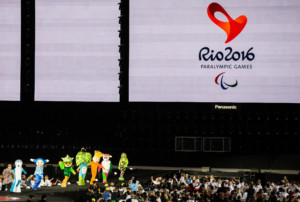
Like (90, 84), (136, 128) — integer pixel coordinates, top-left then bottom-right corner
(10, 160), (27, 193)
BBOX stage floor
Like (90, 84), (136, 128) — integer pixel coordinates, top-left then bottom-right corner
(0, 184), (88, 202)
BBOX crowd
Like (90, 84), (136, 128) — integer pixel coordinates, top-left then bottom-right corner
(84, 173), (300, 202)
(2, 163), (300, 202)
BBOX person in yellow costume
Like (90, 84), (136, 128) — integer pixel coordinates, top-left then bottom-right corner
(118, 153), (129, 181)
(89, 150), (105, 185)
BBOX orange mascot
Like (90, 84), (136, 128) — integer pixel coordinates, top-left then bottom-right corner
(90, 150), (104, 184)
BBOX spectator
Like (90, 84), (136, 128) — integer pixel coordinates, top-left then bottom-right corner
(26, 175), (33, 187)
(2, 164), (14, 191)
(155, 191), (161, 202)
(26, 195), (35, 202)
(0, 175), (3, 191)
(245, 183), (255, 201)
(38, 194), (47, 202)
(44, 175), (54, 186)
(125, 191), (131, 200)
(130, 180), (138, 191)
(216, 192), (228, 202)
(269, 189), (278, 202)
(110, 182), (115, 192)
(87, 181), (98, 202)
(119, 190), (126, 200)
(111, 186), (120, 202)
(151, 176), (161, 186)
(52, 178), (61, 186)
(103, 187), (111, 201)
(95, 187), (102, 201)
(40, 175), (53, 187)
(217, 182), (227, 194)
(31, 176), (36, 187)
(20, 175), (27, 189)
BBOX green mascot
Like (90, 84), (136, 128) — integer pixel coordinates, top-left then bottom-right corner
(59, 155), (76, 188)
(76, 148), (92, 186)
(118, 153), (129, 181)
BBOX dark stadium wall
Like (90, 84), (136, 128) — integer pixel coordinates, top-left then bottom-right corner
(0, 101), (299, 169)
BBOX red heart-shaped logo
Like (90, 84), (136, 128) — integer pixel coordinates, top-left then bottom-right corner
(207, 3), (247, 43)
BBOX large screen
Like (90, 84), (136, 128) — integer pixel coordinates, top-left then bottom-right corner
(129, 0), (300, 103)
(35, 0), (120, 102)
(0, 0), (20, 101)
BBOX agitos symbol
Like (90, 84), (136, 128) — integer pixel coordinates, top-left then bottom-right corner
(207, 3), (247, 43)
(215, 72), (238, 90)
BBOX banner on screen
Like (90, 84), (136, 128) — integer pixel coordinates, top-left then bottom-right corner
(129, 0), (300, 103)
(0, 0), (20, 101)
(35, 0), (120, 102)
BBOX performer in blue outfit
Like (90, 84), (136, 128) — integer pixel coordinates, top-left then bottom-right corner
(30, 158), (49, 190)
(10, 160), (27, 193)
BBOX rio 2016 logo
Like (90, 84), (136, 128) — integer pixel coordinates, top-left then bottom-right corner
(199, 2), (254, 62)
(215, 72), (238, 90)
(198, 2), (254, 90)
(207, 2), (247, 43)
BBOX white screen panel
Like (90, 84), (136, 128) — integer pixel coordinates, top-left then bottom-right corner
(35, 0), (120, 101)
(0, 0), (20, 101)
(129, 0), (300, 103)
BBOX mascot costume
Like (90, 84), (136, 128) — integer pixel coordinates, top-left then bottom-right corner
(118, 153), (129, 181)
(59, 155), (76, 188)
(90, 150), (104, 185)
(99, 154), (112, 184)
(76, 148), (92, 186)
(10, 160), (27, 193)
(30, 158), (49, 190)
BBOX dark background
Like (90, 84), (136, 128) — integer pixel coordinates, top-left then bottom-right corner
(0, 0), (299, 170)
(1, 102), (299, 169)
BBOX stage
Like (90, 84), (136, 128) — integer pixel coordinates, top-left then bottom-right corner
(0, 184), (86, 202)
(0, 169), (172, 202)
